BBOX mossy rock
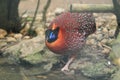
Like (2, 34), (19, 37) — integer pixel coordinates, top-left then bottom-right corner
(81, 62), (116, 79)
(111, 69), (120, 80)
(109, 33), (120, 66)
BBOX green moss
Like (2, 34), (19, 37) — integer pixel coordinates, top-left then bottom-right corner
(23, 50), (59, 65)
(23, 52), (43, 64)
(109, 33), (120, 65)
(110, 33), (120, 45)
(81, 62), (116, 79)
(111, 69), (120, 80)
(109, 43), (120, 60)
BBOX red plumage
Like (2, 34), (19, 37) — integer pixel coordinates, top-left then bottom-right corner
(45, 12), (96, 71)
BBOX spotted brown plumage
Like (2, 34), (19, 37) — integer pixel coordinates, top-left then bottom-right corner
(45, 12), (96, 71)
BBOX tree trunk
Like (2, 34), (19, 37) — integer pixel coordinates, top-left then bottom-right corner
(0, 0), (21, 33)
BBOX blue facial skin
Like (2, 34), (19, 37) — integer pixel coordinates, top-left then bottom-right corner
(45, 27), (59, 43)
(49, 32), (56, 40)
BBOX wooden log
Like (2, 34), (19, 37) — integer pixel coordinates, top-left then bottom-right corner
(70, 4), (114, 13)
(70, 2), (120, 38)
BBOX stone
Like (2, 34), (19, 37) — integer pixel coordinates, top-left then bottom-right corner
(23, 36), (30, 39)
(112, 58), (120, 66)
(35, 27), (44, 36)
(93, 13), (98, 18)
(54, 8), (65, 15)
(47, 12), (55, 17)
(102, 48), (110, 54)
(109, 29), (115, 38)
(6, 37), (17, 42)
(2, 35), (59, 66)
(20, 23), (30, 35)
(81, 62), (116, 79)
(86, 39), (97, 45)
(14, 33), (23, 40)
(96, 22), (103, 28)
(36, 14), (42, 20)
(101, 39), (108, 44)
(0, 42), (7, 48)
(0, 29), (7, 38)
(96, 34), (103, 41)
(109, 21), (117, 28)
(102, 27), (108, 33)
(111, 14), (116, 20)
(109, 43), (120, 66)
(111, 69), (120, 80)
(46, 16), (55, 23)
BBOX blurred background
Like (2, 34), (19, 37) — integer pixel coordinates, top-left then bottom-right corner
(19, 0), (112, 15)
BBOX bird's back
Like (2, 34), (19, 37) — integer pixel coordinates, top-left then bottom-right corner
(51, 12), (96, 37)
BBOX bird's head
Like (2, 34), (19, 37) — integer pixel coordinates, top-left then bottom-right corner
(45, 23), (66, 53)
(45, 23), (59, 43)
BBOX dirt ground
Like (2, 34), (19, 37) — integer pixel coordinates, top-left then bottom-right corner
(19, 0), (113, 15)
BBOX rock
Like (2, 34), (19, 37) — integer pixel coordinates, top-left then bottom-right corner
(8, 33), (15, 37)
(0, 29), (7, 38)
(96, 28), (103, 34)
(86, 39), (97, 45)
(96, 34), (103, 41)
(6, 37), (17, 42)
(36, 14), (42, 20)
(109, 29), (115, 38)
(35, 26), (45, 36)
(96, 22), (103, 28)
(54, 8), (65, 15)
(102, 48), (110, 54)
(109, 43), (120, 66)
(112, 58), (120, 66)
(0, 42), (7, 48)
(2, 34), (60, 67)
(93, 13), (98, 18)
(88, 34), (97, 39)
(111, 14), (116, 19)
(46, 16), (55, 23)
(97, 42), (103, 48)
(102, 27), (108, 33)
(101, 39), (108, 44)
(111, 69), (120, 80)
(47, 12), (55, 17)
(110, 20), (117, 27)
(23, 36), (30, 39)
(20, 23), (30, 35)
(98, 17), (106, 23)
(46, 12), (55, 23)
(106, 24), (110, 28)
(81, 62), (116, 79)
(2, 36), (44, 63)
(43, 63), (53, 71)
(14, 33), (23, 40)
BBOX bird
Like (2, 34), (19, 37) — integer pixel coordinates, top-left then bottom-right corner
(45, 12), (96, 71)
